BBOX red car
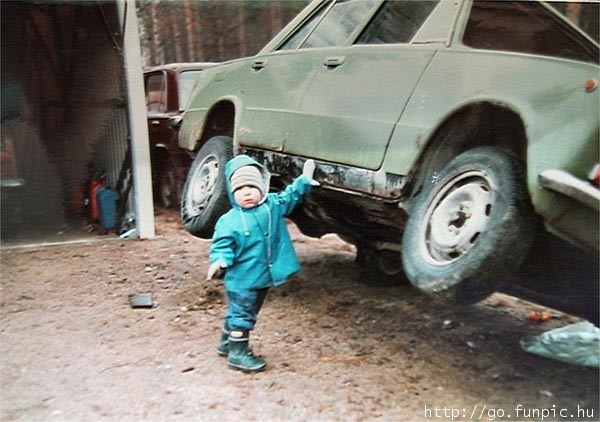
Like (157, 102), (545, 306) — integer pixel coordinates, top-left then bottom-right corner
(144, 62), (217, 208)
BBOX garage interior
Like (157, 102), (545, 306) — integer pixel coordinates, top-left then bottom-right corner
(1, 1), (150, 247)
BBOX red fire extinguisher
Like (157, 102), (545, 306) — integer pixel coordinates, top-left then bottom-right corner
(89, 177), (107, 222)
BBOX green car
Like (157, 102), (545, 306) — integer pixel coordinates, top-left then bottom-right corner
(179, 0), (599, 305)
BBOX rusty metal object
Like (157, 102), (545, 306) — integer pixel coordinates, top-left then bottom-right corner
(242, 148), (409, 246)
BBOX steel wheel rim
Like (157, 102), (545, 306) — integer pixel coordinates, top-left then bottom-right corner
(187, 154), (219, 215)
(419, 170), (495, 266)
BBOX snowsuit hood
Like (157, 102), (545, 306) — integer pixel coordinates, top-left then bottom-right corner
(224, 155), (271, 208)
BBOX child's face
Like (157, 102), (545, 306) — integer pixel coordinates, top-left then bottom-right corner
(233, 185), (262, 209)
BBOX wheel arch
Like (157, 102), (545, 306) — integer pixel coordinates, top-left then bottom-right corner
(406, 101), (528, 200)
(195, 99), (238, 153)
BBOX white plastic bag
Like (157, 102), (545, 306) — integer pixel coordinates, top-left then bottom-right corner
(520, 321), (600, 368)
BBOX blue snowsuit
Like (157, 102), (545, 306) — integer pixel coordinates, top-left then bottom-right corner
(210, 155), (313, 330)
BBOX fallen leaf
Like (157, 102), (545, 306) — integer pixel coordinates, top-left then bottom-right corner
(321, 356), (363, 364)
(528, 311), (550, 323)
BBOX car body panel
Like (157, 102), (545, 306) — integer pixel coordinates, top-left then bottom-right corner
(181, 52), (320, 153)
(179, 0), (599, 252)
(286, 46), (436, 169)
(382, 51), (599, 178)
(380, 52), (598, 249)
(238, 51), (323, 152)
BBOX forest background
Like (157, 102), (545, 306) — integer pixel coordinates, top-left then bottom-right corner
(136, 0), (599, 68)
(136, 0), (309, 66)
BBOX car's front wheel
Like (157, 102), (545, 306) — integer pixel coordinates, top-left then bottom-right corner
(401, 146), (538, 303)
(181, 136), (233, 238)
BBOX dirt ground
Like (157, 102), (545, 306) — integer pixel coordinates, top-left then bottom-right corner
(1, 208), (598, 421)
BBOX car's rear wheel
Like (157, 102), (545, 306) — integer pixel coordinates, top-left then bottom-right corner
(153, 153), (185, 209)
(181, 136), (233, 238)
(401, 146), (537, 303)
(355, 243), (409, 284)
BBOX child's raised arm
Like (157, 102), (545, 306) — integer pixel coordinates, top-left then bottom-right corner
(274, 159), (319, 217)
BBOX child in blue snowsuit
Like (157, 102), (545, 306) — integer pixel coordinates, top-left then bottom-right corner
(207, 154), (318, 372)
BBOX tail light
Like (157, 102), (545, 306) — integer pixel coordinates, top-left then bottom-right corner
(589, 164), (600, 187)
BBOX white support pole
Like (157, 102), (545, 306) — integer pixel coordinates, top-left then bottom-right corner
(117, 0), (155, 239)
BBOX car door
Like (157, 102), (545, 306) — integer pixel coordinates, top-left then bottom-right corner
(284, 0), (450, 170)
(234, 1), (333, 153)
(233, 52), (324, 153)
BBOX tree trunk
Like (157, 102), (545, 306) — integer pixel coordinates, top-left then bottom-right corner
(270, 1), (283, 36)
(183, 0), (198, 62)
(150, 0), (164, 64)
(238, 2), (247, 58)
(215, 4), (225, 61)
(171, 2), (183, 62)
(566, 2), (582, 26)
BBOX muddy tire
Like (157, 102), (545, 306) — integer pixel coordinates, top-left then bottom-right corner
(181, 136), (233, 238)
(401, 147), (537, 303)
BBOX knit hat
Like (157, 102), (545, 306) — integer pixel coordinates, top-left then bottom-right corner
(230, 165), (265, 196)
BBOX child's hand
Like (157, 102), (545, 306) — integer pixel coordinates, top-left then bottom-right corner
(303, 159), (320, 186)
(207, 261), (227, 280)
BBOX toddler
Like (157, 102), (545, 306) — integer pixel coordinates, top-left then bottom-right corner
(207, 154), (318, 372)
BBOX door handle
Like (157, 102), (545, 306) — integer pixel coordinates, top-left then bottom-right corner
(151, 120), (160, 126)
(324, 56), (346, 68)
(252, 59), (268, 70)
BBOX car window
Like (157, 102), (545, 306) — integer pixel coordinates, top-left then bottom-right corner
(356, 0), (440, 44)
(178, 70), (203, 111)
(549, 2), (599, 43)
(302, 0), (379, 48)
(145, 73), (167, 113)
(278, 1), (332, 51)
(463, 1), (599, 64)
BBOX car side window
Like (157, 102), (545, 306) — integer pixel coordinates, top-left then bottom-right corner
(145, 73), (167, 113)
(356, 0), (440, 44)
(463, 1), (598, 64)
(302, 0), (379, 48)
(278, 1), (331, 51)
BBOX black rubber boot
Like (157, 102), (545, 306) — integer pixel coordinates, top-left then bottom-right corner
(217, 324), (230, 357)
(227, 330), (266, 372)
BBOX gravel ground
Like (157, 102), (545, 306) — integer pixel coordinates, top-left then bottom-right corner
(1, 208), (598, 421)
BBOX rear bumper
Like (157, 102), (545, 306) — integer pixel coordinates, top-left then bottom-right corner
(1, 178), (26, 189)
(538, 169), (599, 211)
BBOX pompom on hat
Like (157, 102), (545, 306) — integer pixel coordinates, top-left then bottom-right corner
(230, 165), (265, 196)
